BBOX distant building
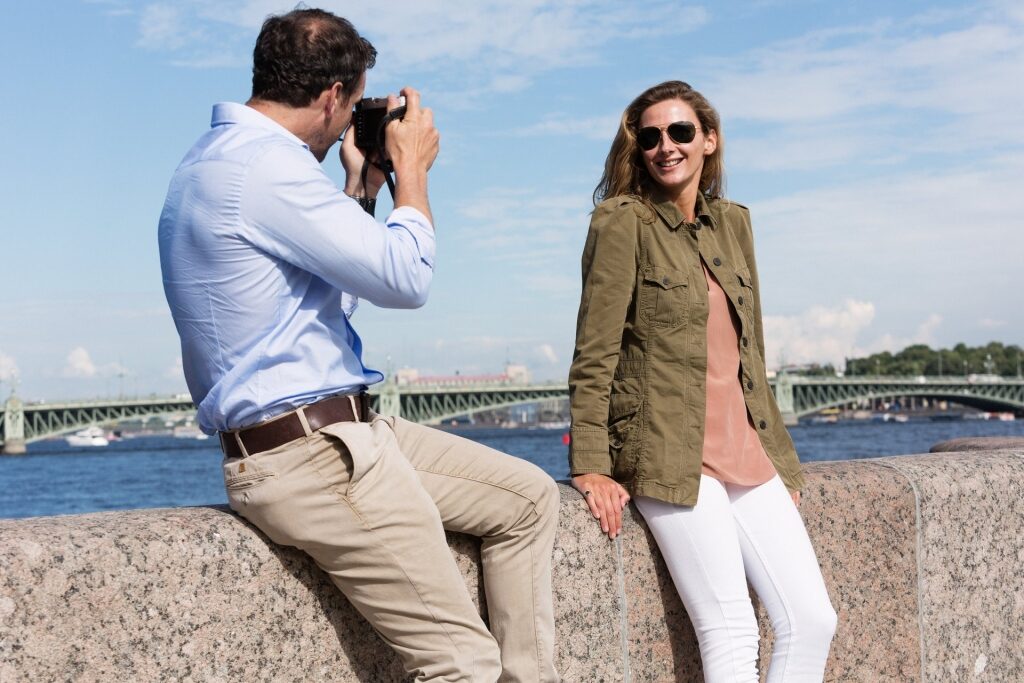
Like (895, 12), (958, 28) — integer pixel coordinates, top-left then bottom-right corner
(394, 364), (531, 387)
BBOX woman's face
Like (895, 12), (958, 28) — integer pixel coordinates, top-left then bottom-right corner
(638, 98), (717, 198)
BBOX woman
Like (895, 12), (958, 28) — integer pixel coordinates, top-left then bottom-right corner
(568, 81), (837, 682)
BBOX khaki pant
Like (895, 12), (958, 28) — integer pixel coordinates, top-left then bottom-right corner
(222, 411), (560, 682)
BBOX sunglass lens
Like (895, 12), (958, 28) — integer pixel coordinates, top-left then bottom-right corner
(637, 127), (661, 151)
(668, 122), (697, 144)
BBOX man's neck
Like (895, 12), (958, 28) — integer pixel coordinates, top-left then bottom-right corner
(247, 98), (328, 160)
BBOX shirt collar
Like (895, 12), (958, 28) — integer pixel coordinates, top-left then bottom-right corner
(649, 192), (718, 231)
(210, 102), (310, 151)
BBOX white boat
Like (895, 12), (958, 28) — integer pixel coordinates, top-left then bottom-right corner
(173, 425), (210, 440)
(65, 427), (109, 447)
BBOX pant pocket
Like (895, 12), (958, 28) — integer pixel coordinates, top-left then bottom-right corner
(222, 457), (276, 491)
(318, 421), (384, 486)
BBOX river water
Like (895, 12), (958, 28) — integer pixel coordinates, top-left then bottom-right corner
(1, 419), (1022, 519)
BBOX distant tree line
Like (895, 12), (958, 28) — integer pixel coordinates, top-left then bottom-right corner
(842, 342), (1023, 377)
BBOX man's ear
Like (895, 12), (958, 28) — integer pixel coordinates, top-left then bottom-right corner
(324, 82), (345, 116)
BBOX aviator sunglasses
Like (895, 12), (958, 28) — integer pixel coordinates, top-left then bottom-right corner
(636, 121), (697, 151)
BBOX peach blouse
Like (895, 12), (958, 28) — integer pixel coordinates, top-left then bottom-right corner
(699, 262), (777, 486)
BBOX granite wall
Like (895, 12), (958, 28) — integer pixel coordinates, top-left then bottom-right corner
(1, 450), (1021, 682)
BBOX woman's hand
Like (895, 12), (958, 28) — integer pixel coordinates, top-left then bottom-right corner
(572, 473), (631, 540)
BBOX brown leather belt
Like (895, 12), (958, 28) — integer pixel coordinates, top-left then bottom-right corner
(219, 394), (369, 459)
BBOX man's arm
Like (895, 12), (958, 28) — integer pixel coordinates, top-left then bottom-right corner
(384, 87), (439, 226)
(241, 142), (435, 309)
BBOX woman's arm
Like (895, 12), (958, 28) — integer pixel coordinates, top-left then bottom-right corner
(568, 199), (641, 538)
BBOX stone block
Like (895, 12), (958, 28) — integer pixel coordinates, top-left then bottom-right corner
(879, 451), (1024, 682)
(2, 454), (1021, 682)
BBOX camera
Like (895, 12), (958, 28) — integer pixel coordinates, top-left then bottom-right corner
(352, 96), (407, 152)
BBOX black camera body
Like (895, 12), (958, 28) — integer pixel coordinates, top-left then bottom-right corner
(352, 96), (407, 151)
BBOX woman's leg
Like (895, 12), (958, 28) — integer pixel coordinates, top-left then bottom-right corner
(727, 475), (837, 682)
(634, 475), (760, 683)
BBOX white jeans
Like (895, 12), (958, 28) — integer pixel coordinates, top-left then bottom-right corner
(634, 475), (837, 682)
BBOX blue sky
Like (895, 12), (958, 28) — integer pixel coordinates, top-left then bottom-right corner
(1, 0), (1022, 401)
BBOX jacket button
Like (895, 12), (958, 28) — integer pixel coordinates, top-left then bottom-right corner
(713, 257), (722, 266)
(759, 420), (767, 429)
(741, 337), (749, 347)
(738, 296), (745, 305)
(747, 380), (754, 390)
(662, 276), (670, 285)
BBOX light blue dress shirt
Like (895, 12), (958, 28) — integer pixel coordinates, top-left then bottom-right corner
(159, 102), (435, 433)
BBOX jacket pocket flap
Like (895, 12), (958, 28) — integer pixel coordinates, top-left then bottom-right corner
(736, 268), (753, 288)
(643, 267), (689, 289)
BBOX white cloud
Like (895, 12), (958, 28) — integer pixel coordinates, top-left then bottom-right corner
(61, 348), (131, 380)
(764, 301), (945, 370)
(137, 4), (192, 51)
(513, 114), (620, 141)
(710, 5), (1024, 171)
(536, 343), (558, 364)
(126, 1), (708, 94)
(979, 318), (1006, 329)
(764, 299), (875, 369)
(63, 347), (98, 378)
(0, 351), (18, 383)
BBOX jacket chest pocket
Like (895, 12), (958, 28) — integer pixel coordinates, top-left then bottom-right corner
(640, 266), (689, 327)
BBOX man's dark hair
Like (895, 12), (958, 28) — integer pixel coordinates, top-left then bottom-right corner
(251, 8), (376, 107)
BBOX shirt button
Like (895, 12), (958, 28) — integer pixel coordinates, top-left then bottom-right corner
(747, 380), (754, 390)
(741, 337), (749, 347)
(713, 257), (722, 266)
(662, 276), (670, 285)
(759, 420), (767, 429)
(738, 296), (745, 305)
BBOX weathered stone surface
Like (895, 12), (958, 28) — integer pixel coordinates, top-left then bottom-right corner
(931, 436), (1024, 452)
(552, 485), (626, 682)
(1, 455), (1021, 682)
(878, 450), (1024, 683)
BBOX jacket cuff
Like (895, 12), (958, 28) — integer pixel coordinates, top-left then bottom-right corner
(569, 427), (612, 476)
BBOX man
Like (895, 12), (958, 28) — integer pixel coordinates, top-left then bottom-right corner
(158, 9), (560, 682)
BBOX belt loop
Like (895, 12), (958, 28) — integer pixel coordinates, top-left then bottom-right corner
(233, 430), (250, 458)
(296, 406), (313, 436)
(348, 394), (361, 423)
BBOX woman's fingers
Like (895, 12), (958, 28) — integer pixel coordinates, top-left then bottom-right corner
(572, 474), (629, 540)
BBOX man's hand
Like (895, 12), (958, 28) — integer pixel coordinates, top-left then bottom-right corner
(340, 129), (386, 199)
(572, 473), (631, 540)
(385, 87), (439, 224)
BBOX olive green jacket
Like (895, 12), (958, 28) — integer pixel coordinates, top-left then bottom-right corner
(568, 193), (804, 506)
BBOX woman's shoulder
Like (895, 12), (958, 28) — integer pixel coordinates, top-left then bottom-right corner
(707, 196), (753, 234)
(592, 194), (654, 226)
(707, 195), (750, 218)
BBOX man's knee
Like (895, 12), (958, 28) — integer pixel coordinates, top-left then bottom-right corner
(525, 468), (560, 527)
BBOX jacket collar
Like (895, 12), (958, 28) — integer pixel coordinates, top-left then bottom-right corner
(650, 192), (718, 231)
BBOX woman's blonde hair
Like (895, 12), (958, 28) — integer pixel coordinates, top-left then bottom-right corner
(594, 80), (725, 206)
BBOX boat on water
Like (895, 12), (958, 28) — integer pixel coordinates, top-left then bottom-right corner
(65, 427), (109, 448)
(871, 413), (909, 423)
(172, 425), (210, 440)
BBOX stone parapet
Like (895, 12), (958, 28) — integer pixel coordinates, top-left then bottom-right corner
(1, 451), (1021, 682)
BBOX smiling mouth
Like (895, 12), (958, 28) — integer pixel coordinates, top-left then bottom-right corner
(656, 158), (683, 169)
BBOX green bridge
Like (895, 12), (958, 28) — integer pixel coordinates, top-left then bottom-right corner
(2, 375), (1023, 454)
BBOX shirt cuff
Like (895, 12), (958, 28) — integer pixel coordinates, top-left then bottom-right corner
(387, 205), (436, 269)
